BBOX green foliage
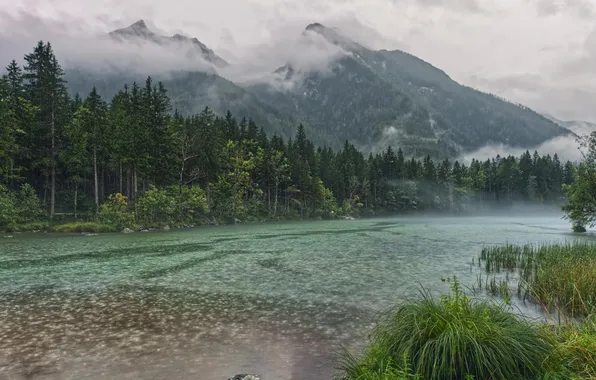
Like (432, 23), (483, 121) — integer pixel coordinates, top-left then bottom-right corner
(0, 42), (578, 224)
(0, 185), (17, 227)
(97, 193), (136, 230)
(15, 183), (45, 223)
(209, 140), (260, 220)
(337, 348), (422, 380)
(562, 163), (596, 231)
(175, 185), (209, 223)
(135, 185), (209, 227)
(480, 242), (596, 317)
(136, 185), (176, 227)
(546, 316), (596, 379)
(562, 131), (596, 231)
(4, 222), (49, 232)
(0, 184), (45, 227)
(338, 277), (556, 380)
(52, 222), (115, 233)
(573, 224), (587, 233)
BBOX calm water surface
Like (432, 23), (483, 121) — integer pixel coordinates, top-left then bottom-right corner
(0, 215), (594, 380)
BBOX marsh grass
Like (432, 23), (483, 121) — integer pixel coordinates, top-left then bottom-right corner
(337, 277), (556, 380)
(52, 222), (116, 233)
(552, 316), (596, 379)
(4, 222), (49, 232)
(480, 242), (596, 317)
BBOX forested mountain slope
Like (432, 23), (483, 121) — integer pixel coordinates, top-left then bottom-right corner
(65, 20), (572, 158)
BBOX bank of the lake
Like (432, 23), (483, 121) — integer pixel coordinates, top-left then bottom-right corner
(0, 215), (594, 379)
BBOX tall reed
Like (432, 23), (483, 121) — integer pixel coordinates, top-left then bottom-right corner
(480, 241), (596, 317)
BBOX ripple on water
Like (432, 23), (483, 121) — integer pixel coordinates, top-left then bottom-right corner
(0, 287), (373, 380)
(0, 216), (592, 379)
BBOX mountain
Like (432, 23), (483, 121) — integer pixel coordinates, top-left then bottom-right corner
(108, 20), (228, 68)
(66, 20), (572, 158)
(248, 23), (571, 156)
(544, 114), (596, 137)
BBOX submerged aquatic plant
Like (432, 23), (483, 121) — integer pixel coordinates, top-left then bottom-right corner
(337, 276), (555, 380)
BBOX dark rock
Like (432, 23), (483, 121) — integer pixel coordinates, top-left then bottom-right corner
(228, 375), (261, 380)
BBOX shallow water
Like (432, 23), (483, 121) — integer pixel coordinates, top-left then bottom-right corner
(0, 215), (594, 380)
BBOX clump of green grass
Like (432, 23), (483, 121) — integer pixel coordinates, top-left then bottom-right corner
(336, 348), (422, 380)
(4, 222), (49, 232)
(480, 242), (596, 317)
(51, 222), (116, 233)
(551, 316), (596, 379)
(337, 276), (556, 380)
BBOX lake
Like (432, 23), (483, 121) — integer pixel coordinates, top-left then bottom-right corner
(0, 215), (593, 380)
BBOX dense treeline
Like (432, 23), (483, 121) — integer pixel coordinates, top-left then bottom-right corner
(0, 42), (576, 229)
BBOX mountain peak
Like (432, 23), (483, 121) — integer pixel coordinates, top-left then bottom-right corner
(130, 19), (148, 30)
(303, 22), (365, 53)
(110, 19), (154, 39)
(108, 21), (228, 68)
(305, 23), (326, 32)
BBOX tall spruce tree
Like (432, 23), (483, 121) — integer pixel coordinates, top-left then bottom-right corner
(23, 41), (69, 217)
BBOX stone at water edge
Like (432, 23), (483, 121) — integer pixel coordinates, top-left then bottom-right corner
(162, 225), (171, 231)
(122, 228), (134, 234)
(228, 375), (261, 380)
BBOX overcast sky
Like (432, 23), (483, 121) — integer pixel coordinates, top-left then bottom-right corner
(1, 0), (595, 122)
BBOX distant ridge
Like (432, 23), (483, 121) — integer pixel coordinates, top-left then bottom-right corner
(108, 20), (228, 68)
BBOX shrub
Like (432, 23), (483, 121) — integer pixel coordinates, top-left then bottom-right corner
(97, 193), (136, 230)
(14, 183), (45, 223)
(572, 224), (587, 233)
(0, 184), (45, 228)
(136, 185), (176, 227)
(136, 185), (209, 227)
(0, 185), (17, 227)
(338, 277), (556, 380)
(171, 185), (209, 224)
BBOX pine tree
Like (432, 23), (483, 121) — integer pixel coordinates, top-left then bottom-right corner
(23, 41), (69, 217)
(82, 87), (109, 208)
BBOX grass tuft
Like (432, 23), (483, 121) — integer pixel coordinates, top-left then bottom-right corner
(51, 222), (116, 233)
(337, 276), (555, 380)
(4, 222), (50, 232)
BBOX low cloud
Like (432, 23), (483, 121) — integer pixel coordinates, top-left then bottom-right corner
(0, 10), (352, 92)
(3, 0), (596, 127)
(0, 12), (216, 74)
(460, 134), (586, 163)
(219, 28), (350, 87)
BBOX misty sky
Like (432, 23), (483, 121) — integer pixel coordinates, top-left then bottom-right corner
(1, 0), (595, 123)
